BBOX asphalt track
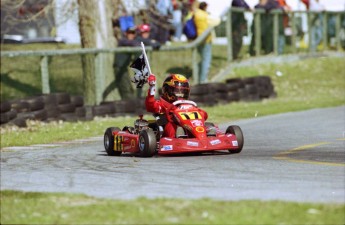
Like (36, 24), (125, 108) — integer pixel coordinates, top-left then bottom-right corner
(1, 106), (344, 203)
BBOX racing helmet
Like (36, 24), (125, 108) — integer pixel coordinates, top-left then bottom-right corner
(162, 74), (190, 103)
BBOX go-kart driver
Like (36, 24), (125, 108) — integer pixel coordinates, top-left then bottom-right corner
(145, 73), (208, 138)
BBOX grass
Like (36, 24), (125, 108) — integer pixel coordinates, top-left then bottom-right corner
(1, 190), (344, 224)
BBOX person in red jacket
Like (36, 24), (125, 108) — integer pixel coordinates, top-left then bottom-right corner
(145, 73), (208, 138)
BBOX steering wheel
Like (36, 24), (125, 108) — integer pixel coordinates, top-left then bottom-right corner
(165, 100), (198, 123)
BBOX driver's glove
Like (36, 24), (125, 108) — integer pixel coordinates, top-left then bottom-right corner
(148, 74), (156, 96)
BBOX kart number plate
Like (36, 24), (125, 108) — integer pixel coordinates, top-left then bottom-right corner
(178, 111), (202, 120)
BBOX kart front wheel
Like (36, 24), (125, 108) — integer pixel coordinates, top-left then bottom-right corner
(104, 127), (121, 156)
(226, 125), (244, 154)
(139, 129), (157, 157)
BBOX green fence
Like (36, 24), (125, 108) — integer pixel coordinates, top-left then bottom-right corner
(1, 7), (344, 105)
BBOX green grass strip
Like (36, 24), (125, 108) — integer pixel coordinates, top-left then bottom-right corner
(1, 190), (344, 224)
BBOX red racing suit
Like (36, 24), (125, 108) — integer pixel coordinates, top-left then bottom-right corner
(145, 93), (208, 138)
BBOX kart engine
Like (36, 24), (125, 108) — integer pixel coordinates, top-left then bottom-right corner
(134, 115), (149, 133)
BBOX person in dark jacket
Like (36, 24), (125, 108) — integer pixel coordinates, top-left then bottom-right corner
(136, 24), (161, 50)
(231, 0), (251, 59)
(103, 27), (140, 100)
(249, 0), (284, 55)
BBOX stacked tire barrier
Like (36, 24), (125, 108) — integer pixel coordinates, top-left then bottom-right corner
(0, 76), (276, 127)
(190, 75), (276, 106)
(92, 98), (147, 117)
(0, 93), (88, 127)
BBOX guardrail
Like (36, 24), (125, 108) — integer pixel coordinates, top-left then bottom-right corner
(1, 7), (344, 105)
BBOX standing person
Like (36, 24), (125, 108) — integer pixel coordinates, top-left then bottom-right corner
(194, 1), (220, 83)
(135, 23), (161, 98)
(276, 0), (291, 54)
(249, 0), (283, 55)
(136, 24), (161, 50)
(309, 0), (325, 52)
(103, 27), (140, 100)
(155, 0), (174, 44)
(231, 0), (251, 59)
(172, 0), (183, 41)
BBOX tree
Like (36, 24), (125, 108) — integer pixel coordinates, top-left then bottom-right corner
(78, 0), (116, 105)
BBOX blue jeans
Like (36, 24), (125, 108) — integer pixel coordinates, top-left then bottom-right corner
(311, 14), (323, 52)
(197, 43), (212, 83)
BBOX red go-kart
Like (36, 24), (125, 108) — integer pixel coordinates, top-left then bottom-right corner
(104, 100), (243, 157)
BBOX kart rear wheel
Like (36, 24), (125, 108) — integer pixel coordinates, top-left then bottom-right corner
(139, 129), (157, 157)
(226, 125), (244, 153)
(104, 127), (121, 156)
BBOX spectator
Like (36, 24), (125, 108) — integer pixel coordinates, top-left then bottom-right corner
(172, 0), (183, 41)
(249, 0), (284, 55)
(118, 10), (135, 36)
(276, 0), (291, 54)
(136, 24), (161, 50)
(155, 0), (174, 44)
(194, 1), (220, 83)
(309, 0), (325, 52)
(135, 23), (161, 98)
(300, 0), (310, 9)
(231, 0), (251, 59)
(103, 27), (140, 100)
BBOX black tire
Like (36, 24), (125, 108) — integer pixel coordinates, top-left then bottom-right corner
(41, 94), (58, 107)
(227, 91), (240, 102)
(71, 96), (84, 107)
(0, 101), (11, 113)
(209, 83), (228, 93)
(46, 107), (61, 118)
(226, 125), (244, 154)
(18, 109), (48, 121)
(8, 109), (17, 120)
(0, 112), (9, 124)
(245, 84), (258, 94)
(226, 82), (239, 92)
(9, 117), (27, 127)
(26, 97), (45, 111)
(138, 129), (157, 157)
(104, 127), (122, 156)
(190, 84), (210, 95)
(93, 104), (115, 116)
(11, 100), (30, 113)
(58, 103), (76, 113)
(53, 93), (71, 104)
(75, 106), (86, 117)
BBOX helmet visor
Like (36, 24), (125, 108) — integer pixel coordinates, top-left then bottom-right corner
(174, 86), (190, 99)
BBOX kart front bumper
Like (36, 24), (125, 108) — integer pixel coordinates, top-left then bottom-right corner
(158, 134), (240, 154)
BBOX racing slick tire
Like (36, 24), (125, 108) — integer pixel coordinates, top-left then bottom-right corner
(226, 125), (244, 154)
(104, 127), (121, 156)
(139, 129), (157, 157)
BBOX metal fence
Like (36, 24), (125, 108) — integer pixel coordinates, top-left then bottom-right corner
(1, 7), (344, 105)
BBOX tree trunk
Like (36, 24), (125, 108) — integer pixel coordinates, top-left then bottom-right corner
(78, 0), (97, 105)
(78, 0), (116, 105)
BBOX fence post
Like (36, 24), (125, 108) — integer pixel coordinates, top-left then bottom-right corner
(335, 12), (342, 51)
(254, 10), (262, 56)
(94, 53), (104, 105)
(307, 11), (313, 52)
(273, 10), (279, 55)
(322, 11), (328, 51)
(192, 47), (199, 84)
(40, 56), (50, 94)
(291, 12), (297, 53)
(226, 8), (233, 61)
